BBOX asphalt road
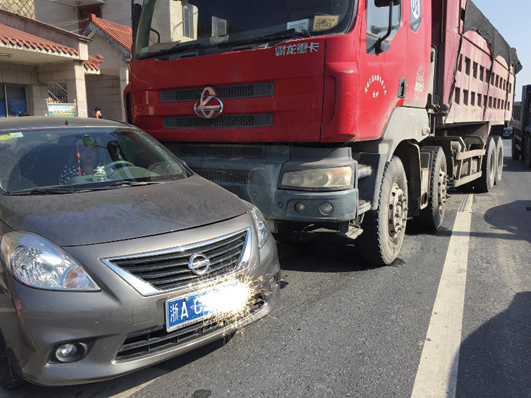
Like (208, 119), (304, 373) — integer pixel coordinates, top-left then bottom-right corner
(5, 140), (531, 398)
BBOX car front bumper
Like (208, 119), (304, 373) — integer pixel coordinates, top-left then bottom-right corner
(0, 215), (280, 386)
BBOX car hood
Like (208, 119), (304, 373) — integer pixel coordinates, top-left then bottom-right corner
(0, 176), (247, 247)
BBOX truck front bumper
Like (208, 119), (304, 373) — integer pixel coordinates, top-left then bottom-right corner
(171, 144), (360, 223)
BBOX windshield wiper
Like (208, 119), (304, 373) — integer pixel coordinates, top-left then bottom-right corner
(219, 29), (311, 48)
(139, 43), (204, 60)
(6, 187), (75, 196)
(110, 181), (162, 187)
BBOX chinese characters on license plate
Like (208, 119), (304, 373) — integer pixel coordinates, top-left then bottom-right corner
(165, 280), (243, 332)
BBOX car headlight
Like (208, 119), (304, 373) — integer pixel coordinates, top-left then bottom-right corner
(243, 202), (270, 248)
(1, 232), (100, 291)
(281, 166), (353, 189)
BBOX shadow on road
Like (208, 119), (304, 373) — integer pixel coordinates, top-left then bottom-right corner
(455, 292), (531, 398)
(483, 200), (531, 244)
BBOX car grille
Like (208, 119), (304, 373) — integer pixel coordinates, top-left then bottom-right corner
(161, 83), (274, 102)
(163, 114), (273, 129)
(105, 230), (248, 294)
(115, 294), (265, 361)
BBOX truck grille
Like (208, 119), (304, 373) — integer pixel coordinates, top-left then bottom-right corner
(195, 169), (250, 184)
(115, 294), (265, 361)
(180, 145), (265, 158)
(164, 114), (273, 129)
(161, 83), (274, 102)
(105, 230), (248, 293)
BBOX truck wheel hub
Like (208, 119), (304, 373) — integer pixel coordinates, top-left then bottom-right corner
(388, 183), (407, 238)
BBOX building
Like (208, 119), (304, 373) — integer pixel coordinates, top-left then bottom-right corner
(35, 0), (135, 120)
(0, 8), (100, 117)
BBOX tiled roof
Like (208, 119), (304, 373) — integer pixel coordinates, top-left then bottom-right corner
(0, 21), (101, 72)
(85, 54), (104, 72)
(88, 14), (132, 52)
(0, 22), (78, 55)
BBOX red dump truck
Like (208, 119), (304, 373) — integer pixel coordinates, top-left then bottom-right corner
(126, 0), (520, 264)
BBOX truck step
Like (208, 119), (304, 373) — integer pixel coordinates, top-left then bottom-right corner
(358, 164), (372, 179)
(358, 200), (371, 215)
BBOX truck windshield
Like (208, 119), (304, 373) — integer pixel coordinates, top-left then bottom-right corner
(135, 0), (356, 59)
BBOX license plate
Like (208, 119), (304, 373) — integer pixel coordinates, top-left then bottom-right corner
(165, 280), (241, 332)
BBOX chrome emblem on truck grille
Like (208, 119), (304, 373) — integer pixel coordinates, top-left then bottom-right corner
(194, 87), (223, 119)
(188, 253), (211, 275)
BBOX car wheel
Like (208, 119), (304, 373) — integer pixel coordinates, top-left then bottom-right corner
(493, 136), (503, 184)
(418, 146), (447, 230)
(357, 156), (408, 265)
(476, 136), (496, 193)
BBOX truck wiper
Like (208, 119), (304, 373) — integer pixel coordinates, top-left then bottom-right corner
(219, 29), (311, 48)
(139, 43), (204, 60)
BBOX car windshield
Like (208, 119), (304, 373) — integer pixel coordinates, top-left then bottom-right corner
(0, 126), (190, 194)
(135, 0), (357, 59)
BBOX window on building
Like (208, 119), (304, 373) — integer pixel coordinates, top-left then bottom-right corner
(0, 85), (27, 117)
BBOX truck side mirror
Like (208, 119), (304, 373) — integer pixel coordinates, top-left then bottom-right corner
(375, 0), (400, 53)
(375, 0), (400, 7)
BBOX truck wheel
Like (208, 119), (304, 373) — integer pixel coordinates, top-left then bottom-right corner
(0, 333), (23, 389)
(418, 146), (447, 230)
(476, 136), (496, 193)
(511, 134), (520, 160)
(493, 136), (503, 184)
(525, 134), (531, 168)
(357, 156), (408, 265)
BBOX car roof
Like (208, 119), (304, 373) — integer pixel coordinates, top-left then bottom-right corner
(0, 117), (130, 131)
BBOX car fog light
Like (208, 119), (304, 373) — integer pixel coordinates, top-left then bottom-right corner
(55, 344), (78, 361)
(295, 202), (306, 214)
(319, 202), (334, 215)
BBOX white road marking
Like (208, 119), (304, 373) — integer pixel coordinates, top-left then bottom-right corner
(411, 194), (473, 398)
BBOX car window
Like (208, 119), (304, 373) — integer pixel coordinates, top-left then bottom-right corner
(0, 127), (190, 194)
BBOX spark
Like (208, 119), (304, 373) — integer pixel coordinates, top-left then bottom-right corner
(190, 274), (264, 336)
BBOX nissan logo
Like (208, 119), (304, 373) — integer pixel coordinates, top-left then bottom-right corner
(188, 253), (211, 275)
(194, 87), (224, 119)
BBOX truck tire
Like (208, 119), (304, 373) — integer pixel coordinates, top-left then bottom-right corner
(418, 146), (447, 230)
(525, 134), (531, 168)
(493, 136), (503, 184)
(356, 156), (408, 265)
(476, 136), (496, 193)
(0, 333), (23, 389)
(511, 133), (521, 160)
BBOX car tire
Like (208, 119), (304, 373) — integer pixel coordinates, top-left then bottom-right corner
(493, 136), (503, 184)
(357, 156), (408, 265)
(418, 146), (447, 230)
(476, 136), (496, 193)
(0, 333), (24, 389)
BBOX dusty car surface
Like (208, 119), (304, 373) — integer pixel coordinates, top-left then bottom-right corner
(0, 117), (280, 388)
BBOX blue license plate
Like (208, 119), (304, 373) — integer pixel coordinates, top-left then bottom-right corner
(165, 281), (240, 332)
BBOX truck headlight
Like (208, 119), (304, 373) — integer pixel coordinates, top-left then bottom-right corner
(1, 232), (100, 291)
(243, 202), (270, 248)
(281, 166), (353, 189)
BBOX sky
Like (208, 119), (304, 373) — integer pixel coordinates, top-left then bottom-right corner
(473, 0), (531, 99)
